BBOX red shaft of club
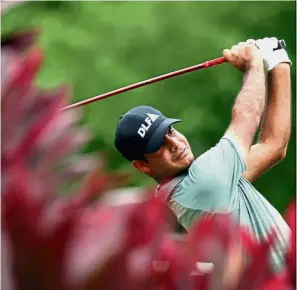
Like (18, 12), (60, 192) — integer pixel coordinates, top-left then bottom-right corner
(61, 56), (227, 111)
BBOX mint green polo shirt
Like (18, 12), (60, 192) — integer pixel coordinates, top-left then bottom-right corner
(156, 135), (291, 273)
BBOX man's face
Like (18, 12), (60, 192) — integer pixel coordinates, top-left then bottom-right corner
(133, 126), (194, 181)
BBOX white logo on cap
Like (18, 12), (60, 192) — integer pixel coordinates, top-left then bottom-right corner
(137, 113), (159, 138)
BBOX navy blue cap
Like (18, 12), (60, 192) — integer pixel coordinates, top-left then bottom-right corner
(114, 106), (181, 161)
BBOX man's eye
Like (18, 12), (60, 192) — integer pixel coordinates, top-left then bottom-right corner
(167, 127), (175, 136)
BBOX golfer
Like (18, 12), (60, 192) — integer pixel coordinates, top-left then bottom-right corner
(114, 37), (292, 273)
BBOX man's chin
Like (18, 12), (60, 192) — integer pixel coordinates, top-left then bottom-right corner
(175, 160), (193, 174)
(183, 155), (194, 166)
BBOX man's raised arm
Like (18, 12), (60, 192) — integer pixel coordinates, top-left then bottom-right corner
(223, 41), (266, 159)
(242, 38), (292, 182)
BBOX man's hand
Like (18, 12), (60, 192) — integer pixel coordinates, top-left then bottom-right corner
(223, 41), (263, 72)
(246, 37), (292, 71)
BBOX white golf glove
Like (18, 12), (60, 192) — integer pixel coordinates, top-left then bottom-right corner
(246, 37), (291, 71)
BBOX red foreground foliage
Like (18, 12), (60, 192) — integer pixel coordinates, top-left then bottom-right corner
(1, 30), (296, 290)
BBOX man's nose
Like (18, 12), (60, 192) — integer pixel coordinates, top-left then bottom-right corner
(164, 134), (179, 153)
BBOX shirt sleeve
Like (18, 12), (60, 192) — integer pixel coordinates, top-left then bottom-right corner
(170, 135), (247, 214)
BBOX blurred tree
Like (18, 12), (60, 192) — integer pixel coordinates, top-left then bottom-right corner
(2, 1), (295, 213)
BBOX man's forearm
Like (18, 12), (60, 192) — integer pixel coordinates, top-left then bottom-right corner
(258, 64), (291, 150)
(232, 63), (266, 128)
(226, 63), (266, 158)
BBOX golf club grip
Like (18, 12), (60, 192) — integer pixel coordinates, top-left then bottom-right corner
(207, 39), (286, 66)
(209, 39), (286, 65)
(204, 57), (227, 67)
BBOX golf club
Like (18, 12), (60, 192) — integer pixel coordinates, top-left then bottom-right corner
(61, 40), (286, 111)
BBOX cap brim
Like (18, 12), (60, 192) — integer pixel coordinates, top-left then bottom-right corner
(144, 118), (182, 154)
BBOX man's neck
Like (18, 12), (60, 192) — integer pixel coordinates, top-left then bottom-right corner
(157, 168), (189, 186)
(157, 175), (175, 186)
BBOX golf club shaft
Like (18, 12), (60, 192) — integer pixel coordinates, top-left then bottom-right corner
(61, 56), (227, 111)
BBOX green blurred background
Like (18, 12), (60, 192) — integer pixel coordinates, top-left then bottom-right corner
(2, 1), (296, 214)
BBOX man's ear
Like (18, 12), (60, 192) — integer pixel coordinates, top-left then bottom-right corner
(131, 160), (152, 175)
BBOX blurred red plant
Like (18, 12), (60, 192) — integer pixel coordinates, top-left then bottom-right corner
(1, 30), (296, 290)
